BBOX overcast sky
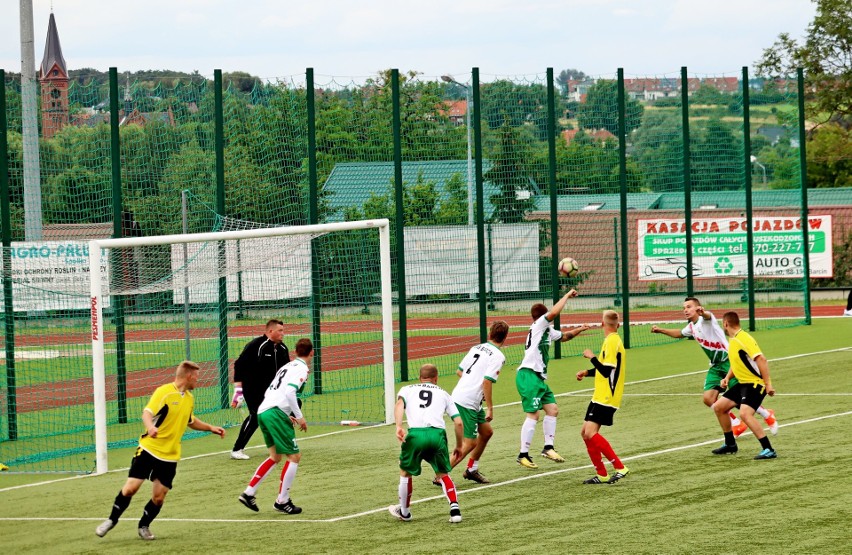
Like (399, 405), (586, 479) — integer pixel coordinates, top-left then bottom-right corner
(1, 0), (815, 82)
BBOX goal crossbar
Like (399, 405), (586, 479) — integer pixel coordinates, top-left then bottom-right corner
(88, 219), (394, 475)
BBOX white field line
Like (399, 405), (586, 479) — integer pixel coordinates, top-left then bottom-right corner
(624, 393), (852, 396)
(1, 409), (851, 525)
(1, 346), (849, 495)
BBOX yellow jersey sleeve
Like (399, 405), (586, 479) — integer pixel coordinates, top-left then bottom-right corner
(144, 384), (170, 417)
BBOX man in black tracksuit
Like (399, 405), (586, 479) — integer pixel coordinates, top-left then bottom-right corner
(230, 319), (290, 460)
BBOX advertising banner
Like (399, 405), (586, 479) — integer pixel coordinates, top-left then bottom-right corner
(637, 216), (832, 280)
(5, 241), (110, 311)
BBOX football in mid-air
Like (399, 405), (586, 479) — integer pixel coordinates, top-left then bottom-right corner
(558, 257), (579, 278)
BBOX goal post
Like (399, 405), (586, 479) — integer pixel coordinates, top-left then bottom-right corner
(89, 219), (394, 475)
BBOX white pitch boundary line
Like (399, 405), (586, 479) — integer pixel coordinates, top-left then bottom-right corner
(1, 346), (849, 494)
(0, 424), (388, 493)
(25, 313), (845, 350)
(2, 410), (851, 525)
(623, 393), (852, 397)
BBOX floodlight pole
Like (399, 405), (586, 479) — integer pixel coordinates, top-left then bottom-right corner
(20, 0), (43, 240)
(441, 75), (474, 225)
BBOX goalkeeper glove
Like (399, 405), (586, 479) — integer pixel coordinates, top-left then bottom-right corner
(230, 386), (244, 408)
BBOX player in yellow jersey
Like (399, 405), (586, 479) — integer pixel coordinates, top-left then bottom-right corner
(95, 361), (225, 541)
(576, 310), (629, 484)
(711, 312), (777, 460)
(651, 297), (778, 438)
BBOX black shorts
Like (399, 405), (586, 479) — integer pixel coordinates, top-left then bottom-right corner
(128, 447), (178, 489)
(584, 402), (617, 427)
(722, 382), (767, 411)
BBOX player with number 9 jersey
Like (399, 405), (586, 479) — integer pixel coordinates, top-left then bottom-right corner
(398, 382), (457, 430)
(390, 364), (464, 524)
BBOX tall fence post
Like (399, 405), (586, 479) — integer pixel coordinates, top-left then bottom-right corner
(307, 68), (324, 392)
(797, 68), (812, 325)
(616, 69), (631, 347)
(681, 67), (694, 296)
(472, 68), (487, 343)
(546, 68), (563, 358)
(108, 68), (128, 423)
(742, 67), (756, 331)
(213, 69), (229, 407)
(391, 69), (409, 382)
(0, 69), (17, 440)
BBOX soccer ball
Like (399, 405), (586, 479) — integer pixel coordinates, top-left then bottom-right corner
(558, 257), (579, 278)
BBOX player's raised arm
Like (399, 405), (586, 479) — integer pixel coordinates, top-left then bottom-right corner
(561, 324), (590, 342)
(651, 325), (685, 339)
(547, 289), (578, 320)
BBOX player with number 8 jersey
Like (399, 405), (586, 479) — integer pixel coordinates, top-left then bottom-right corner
(238, 338), (313, 516)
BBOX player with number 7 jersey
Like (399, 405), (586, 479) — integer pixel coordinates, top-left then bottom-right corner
(447, 321), (509, 484)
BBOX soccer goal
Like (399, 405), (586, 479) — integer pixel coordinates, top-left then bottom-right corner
(89, 219), (394, 475)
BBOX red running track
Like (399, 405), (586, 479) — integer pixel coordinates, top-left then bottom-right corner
(11, 305), (837, 412)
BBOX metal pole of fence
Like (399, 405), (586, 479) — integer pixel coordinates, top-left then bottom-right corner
(797, 68), (812, 325)
(473, 68), (487, 343)
(0, 69), (18, 440)
(742, 67), (756, 331)
(391, 69), (409, 381)
(108, 68), (128, 423)
(181, 190), (191, 360)
(546, 68), (563, 358)
(307, 68), (324, 392)
(616, 69), (631, 347)
(613, 218), (621, 307)
(214, 69), (230, 407)
(681, 67), (694, 297)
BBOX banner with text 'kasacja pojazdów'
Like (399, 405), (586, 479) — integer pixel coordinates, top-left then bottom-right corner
(637, 216), (832, 281)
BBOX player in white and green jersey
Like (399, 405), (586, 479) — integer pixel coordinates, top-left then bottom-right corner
(238, 338), (313, 516)
(515, 289), (590, 469)
(389, 364), (464, 524)
(446, 321), (509, 484)
(651, 297), (778, 437)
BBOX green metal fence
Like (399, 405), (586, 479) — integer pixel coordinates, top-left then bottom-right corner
(0, 65), (828, 472)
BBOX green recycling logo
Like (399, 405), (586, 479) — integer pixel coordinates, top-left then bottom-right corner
(714, 257), (734, 274)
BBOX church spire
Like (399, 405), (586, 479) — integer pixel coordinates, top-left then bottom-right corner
(39, 11), (69, 138)
(40, 12), (67, 79)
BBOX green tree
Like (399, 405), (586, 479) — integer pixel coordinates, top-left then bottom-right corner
(223, 71), (260, 93)
(690, 118), (743, 191)
(756, 0), (852, 123)
(40, 124), (112, 224)
(434, 172), (469, 225)
(632, 110), (683, 192)
(479, 80), (552, 141)
(484, 123), (535, 223)
(557, 68), (587, 94)
(690, 84), (728, 106)
(576, 80), (644, 136)
(556, 131), (621, 194)
(806, 123), (852, 187)
(130, 139), (215, 236)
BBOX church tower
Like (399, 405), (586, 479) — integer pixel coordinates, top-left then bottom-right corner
(39, 12), (69, 139)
